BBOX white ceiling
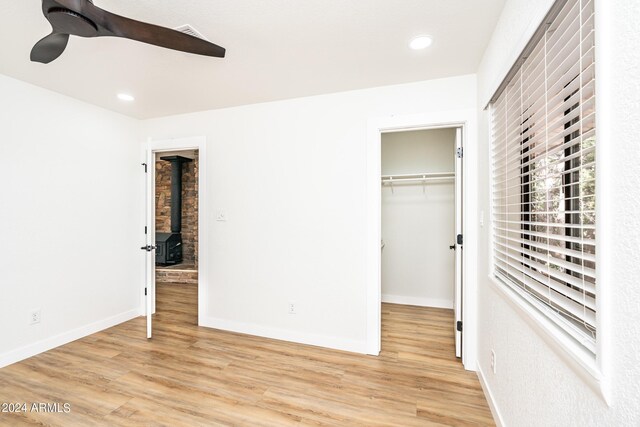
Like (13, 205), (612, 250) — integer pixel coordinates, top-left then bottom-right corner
(0, 1), (505, 119)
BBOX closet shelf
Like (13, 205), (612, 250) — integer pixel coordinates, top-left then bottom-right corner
(381, 172), (455, 185)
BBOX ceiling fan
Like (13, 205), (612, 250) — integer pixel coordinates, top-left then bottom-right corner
(31, 0), (226, 64)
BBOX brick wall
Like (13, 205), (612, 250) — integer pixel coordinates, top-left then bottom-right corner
(155, 152), (199, 266)
(156, 268), (198, 285)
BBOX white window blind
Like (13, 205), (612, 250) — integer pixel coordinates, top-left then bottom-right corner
(491, 0), (596, 355)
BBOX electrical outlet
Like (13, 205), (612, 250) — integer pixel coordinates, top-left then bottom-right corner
(288, 302), (297, 315)
(490, 349), (496, 374)
(29, 309), (41, 325)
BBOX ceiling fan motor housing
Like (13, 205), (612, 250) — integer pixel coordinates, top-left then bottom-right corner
(47, 8), (98, 37)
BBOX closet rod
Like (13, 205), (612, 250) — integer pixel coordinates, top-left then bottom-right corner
(381, 177), (454, 184)
(381, 172), (455, 184)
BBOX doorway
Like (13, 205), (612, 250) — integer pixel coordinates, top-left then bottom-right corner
(154, 150), (199, 325)
(380, 127), (462, 359)
(143, 137), (207, 339)
(365, 112), (477, 369)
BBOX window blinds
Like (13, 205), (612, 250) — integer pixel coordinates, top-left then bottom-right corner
(491, 0), (596, 354)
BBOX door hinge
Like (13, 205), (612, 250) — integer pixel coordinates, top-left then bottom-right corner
(145, 226), (148, 235)
(457, 321), (463, 332)
(456, 147), (463, 158)
(142, 162), (148, 173)
(145, 288), (147, 296)
(457, 234), (463, 245)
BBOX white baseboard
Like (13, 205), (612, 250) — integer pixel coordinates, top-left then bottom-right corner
(382, 294), (453, 309)
(0, 308), (141, 368)
(477, 365), (505, 427)
(200, 316), (368, 354)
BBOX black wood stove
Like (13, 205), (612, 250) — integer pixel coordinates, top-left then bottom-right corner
(156, 155), (192, 266)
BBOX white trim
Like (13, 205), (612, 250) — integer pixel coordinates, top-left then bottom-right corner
(477, 365), (505, 427)
(366, 109), (478, 371)
(382, 294), (453, 309)
(0, 309), (141, 368)
(140, 142), (150, 335)
(454, 126), (463, 358)
(594, 0), (612, 406)
(201, 316), (368, 354)
(144, 146), (154, 337)
(145, 136), (208, 331)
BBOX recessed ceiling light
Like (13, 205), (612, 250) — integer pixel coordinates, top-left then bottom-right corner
(117, 93), (135, 102)
(409, 35), (433, 50)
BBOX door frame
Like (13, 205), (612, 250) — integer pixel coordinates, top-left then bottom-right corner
(454, 127), (463, 359)
(144, 136), (208, 332)
(366, 109), (478, 370)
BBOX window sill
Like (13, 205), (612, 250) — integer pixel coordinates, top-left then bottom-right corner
(487, 274), (610, 404)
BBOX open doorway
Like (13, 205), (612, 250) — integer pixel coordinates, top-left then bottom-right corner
(143, 137), (207, 339)
(379, 126), (463, 362)
(366, 112), (476, 368)
(153, 150), (199, 326)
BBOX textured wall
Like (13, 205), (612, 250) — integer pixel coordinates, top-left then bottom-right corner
(477, 0), (555, 107)
(476, 0), (640, 425)
(155, 152), (199, 266)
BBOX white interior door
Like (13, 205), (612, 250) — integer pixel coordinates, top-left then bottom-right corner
(454, 127), (463, 358)
(143, 151), (154, 339)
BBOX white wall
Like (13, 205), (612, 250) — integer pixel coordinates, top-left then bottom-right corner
(142, 75), (476, 352)
(476, 0), (640, 425)
(0, 74), (143, 367)
(381, 129), (455, 308)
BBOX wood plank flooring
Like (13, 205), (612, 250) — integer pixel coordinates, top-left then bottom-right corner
(0, 284), (494, 426)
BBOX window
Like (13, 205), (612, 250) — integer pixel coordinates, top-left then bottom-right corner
(491, 0), (596, 356)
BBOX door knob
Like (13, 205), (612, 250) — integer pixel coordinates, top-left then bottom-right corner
(449, 245), (455, 250)
(140, 245), (157, 252)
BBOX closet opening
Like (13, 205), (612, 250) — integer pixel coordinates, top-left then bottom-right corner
(380, 127), (463, 361)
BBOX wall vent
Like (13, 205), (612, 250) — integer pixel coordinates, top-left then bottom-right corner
(174, 24), (209, 42)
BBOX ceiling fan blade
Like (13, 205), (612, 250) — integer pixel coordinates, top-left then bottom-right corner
(30, 33), (70, 64)
(32, 0), (226, 62)
(57, 0), (226, 58)
(102, 13), (226, 58)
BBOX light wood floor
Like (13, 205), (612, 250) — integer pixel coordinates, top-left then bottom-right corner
(0, 284), (494, 426)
